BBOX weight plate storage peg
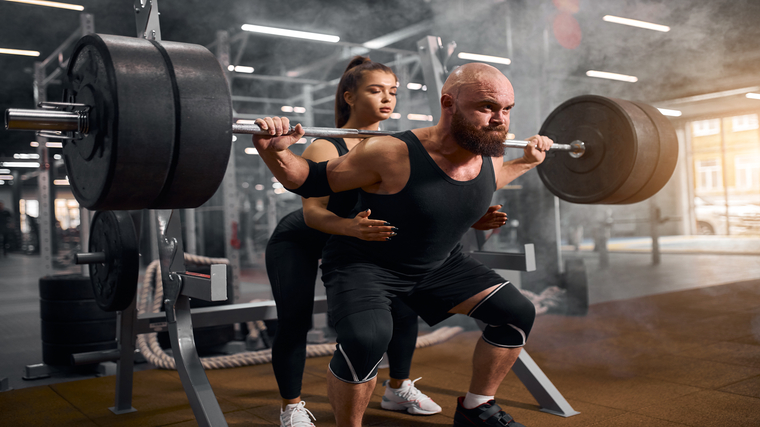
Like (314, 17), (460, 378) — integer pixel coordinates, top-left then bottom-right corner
(86, 210), (140, 312)
(537, 95), (677, 204)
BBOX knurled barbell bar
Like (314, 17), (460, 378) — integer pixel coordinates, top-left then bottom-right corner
(6, 109), (587, 158)
(3, 33), (678, 209)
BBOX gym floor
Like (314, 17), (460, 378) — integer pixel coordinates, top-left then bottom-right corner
(1, 240), (759, 426)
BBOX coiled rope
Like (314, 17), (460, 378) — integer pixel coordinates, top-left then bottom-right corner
(135, 254), (464, 370)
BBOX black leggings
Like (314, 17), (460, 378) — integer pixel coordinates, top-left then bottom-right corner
(266, 226), (418, 399)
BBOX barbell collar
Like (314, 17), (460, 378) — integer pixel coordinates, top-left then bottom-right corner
(5, 108), (584, 157)
(75, 251), (107, 264)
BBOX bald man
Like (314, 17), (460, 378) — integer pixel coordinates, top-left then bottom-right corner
(254, 63), (553, 427)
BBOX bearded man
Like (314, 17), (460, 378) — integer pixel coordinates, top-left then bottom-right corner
(253, 63), (553, 427)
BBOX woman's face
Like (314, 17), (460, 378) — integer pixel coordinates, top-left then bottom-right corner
(345, 70), (398, 123)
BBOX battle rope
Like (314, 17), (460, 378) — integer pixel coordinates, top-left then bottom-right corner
(135, 255), (464, 370)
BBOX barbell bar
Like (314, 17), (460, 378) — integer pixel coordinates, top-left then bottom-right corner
(2, 33), (677, 210)
(6, 109), (587, 159)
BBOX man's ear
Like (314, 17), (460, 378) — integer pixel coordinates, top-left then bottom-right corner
(440, 93), (455, 112)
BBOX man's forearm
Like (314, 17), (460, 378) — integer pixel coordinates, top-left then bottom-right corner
(257, 149), (310, 190)
(498, 158), (538, 189)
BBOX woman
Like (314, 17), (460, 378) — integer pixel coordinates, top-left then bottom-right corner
(265, 57), (443, 427)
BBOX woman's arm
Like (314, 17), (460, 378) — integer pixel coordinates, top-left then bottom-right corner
(301, 139), (394, 241)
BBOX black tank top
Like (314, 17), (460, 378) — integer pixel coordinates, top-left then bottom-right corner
(322, 131), (496, 274)
(269, 137), (359, 240)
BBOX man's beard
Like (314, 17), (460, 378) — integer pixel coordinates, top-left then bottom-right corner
(450, 110), (508, 157)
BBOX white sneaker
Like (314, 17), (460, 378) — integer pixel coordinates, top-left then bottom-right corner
(280, 401), (316, 427)
(381, 377), (442, 415)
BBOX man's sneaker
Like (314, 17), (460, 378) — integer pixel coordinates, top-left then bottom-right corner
(280, 401), (316, 427)
(381, 377), (442, 415)
(453, 396), (525, 426)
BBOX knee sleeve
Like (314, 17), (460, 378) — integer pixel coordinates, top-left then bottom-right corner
(469, 282), (536, 348)
(329, 309), (393, 383)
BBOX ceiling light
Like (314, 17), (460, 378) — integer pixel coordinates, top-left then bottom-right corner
(244, 147), (259, 155)
(657, 108), (682, 117)
(47, 142), (63, 148)
(390, 113), (401, 119)
(281, 106), (294, 113)
(603, 15), (670, 32)
(236, 119), (257, 124)
(1, 162), (40, 168)
(5, 0), (83, 11)
(407, 83), (423, 90)
(0, 169), (10, 174)
(746, 93), (760, 100)
(507, 133), (516, 140)
(293, 107), (306, 113)
(228, 65), (254, 73)
(457, 52), (511, 65)
(53, 178), (69, 186)
(0, 175), (13, 181)
(586, 70), (638, 83)
(14, 153), (40, 159)
(0, 47), (40, 57)
(241, 24), (339, 43)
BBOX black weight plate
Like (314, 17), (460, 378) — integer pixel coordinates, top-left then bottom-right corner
(88, 210), (139, 312)
(537, 95), (659, 204)
(40, 298), (115, 322)
(38, 274), (93, 300)
(41, 319), (117, 344)
(42, 340), (117, 366)
(149, 40), (233, 209)
(64, 34), (176, 210)
(616, 101), (679, 204)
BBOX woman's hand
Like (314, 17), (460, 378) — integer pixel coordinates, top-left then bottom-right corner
(346, 209), (396, 241)
(471, 205), (507, 230)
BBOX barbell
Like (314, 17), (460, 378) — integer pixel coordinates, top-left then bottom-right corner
(4, 33), (678, 209)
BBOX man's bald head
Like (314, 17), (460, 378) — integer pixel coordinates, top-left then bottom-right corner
(441, 63), (513, 100)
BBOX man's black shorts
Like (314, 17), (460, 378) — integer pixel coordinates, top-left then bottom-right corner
(321, 249), (506, 326)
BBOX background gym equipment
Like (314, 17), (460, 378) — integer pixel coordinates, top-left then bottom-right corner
(4, 34), (677, 210)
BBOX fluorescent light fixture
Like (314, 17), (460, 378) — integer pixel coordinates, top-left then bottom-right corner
(0, 47), (40, 57)
(507, 133), (516, 140)
(236, 119), (257, 124)
(228, 65), (254, 73)
(295, 138), (307, 144)
(30, 141), (39, 147)
(281, 106), (294, 113)
(244, 147), (259, 155)
(407, 83), (423, 90)
(14, 153), (40, 160)
(47, 142), (63, 148)
(6, 0), (84, 11)
(586, 70), (638, 83)
(0, 175), (13, 181)
(457, 52), (511, 65)
(241, 24), (339, 43)
(53, 154), (62, 160)
(293, 107), (306, 113)
(407, 114), (434, 121)
(255, 184), (264, 190)
(657, 108), (682, 117)
(746, 93), (760, 100)
(54, 178), (69, 186)
(0, 169), (10, 174)
(1, 162), (40, 168)
(603, 15), (670, 32)
(390, 113), (401, 119)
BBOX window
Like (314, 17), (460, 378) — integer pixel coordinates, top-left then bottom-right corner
(692, 119), (720, 136)
(731, 114), (759, 132)
(735, 155), (760, 189)
(697, 159), (722, 190)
